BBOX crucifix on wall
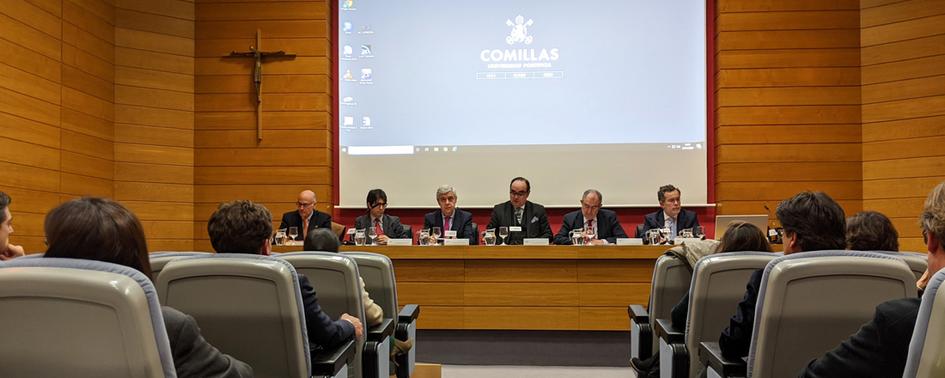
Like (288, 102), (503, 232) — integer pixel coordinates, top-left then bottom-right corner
(225, 29), (297, 142)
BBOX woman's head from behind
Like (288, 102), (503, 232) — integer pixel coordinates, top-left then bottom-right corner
(716, 221), (771, 253)
(44, 197), (152, 279)
(846, 211), (899, 251)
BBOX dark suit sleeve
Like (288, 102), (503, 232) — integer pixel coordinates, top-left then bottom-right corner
(640, 213), (656, 236)
(316, 212), (332, 229)
(422, 213), (434, 231)
(553, 213), (575, 245)
(605, 211), (628, 244)
(486, 205), (501, 230)
(163, 307), (253, 378)
(535, 206), (552, 239)
(299, 275), (355, 349)
(719, 269), (763, 360)
(457, 212), (477, 245)
(388, 216), (406, 239)
(671, 292), (690, 328)
(279, 212), (290, 231)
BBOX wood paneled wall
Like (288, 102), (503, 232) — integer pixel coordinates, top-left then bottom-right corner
(114, 0), (195, 252)
(193, 1), (333, 251)
(860, 0), (945, 252)
(714, 0), (864, 221)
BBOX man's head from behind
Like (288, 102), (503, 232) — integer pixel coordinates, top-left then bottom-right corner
(921, 181), (945, 275)
(304, 228), (340, 252)
(776, 191), (846, 254)
(658, 185), (682, 219)
(208, 200), (273, 255)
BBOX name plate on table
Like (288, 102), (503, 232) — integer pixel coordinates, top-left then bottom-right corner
(387, 239), (413, 246)
(285, 240), (303, 247)
(616, 238), (644, 246)
(524, 238), (549, 246)
(509, 226), (522, 232)
(675, 238), (702, 245)
(444, 238), (470, 246)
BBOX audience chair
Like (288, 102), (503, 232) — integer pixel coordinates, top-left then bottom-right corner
(157, 253), (354, 378)
(281, 252), (380, 378)
(903, 268), (945, 377)
(0, 258), (175, 378)
(700, 251), (916, 378)
(149, 251), (211, 278)
(629, 252), (691, 361)
(343, 251), (420, 378)
(655, 252), (776, 378)
(898, 251), (929, 281)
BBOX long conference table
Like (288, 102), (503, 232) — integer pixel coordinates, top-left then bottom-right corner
(273, 244), (669, 331)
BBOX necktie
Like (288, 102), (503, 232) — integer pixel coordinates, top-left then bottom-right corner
(586, 219), (595, 237)
(374, 218), (384, 236)
(444, 216), (452, 231)
(302, 217), (309, 240)
(515, 208), (524, 225)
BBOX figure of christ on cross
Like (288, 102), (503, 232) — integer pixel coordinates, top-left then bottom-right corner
(225, 29), (297, 142)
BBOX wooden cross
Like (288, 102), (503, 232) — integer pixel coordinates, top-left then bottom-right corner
(225, 29), (297, 142)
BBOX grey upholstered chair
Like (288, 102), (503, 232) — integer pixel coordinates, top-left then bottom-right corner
(903, 268), (945, 377)
(629, 252), (691, 361)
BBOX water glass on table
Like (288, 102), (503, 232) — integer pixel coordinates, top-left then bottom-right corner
(483, 229), (496, 246)
(354, 229), (366, 246)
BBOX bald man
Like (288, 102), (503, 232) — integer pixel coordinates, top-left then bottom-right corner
(279, 190), (332, 241)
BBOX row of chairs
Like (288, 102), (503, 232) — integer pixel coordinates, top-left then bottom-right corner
(629, 250), (930, 378)
(0, 251), (419, 378)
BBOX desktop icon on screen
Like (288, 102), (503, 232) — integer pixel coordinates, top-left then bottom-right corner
(343, 69), (354, 81)
(342, 0), (354, 10)
(343, 116), (354, 127)
(362, 116), (372, 127)
(360, 44), (373, 57)
(343, 45), (353, 57)
(343, 22), (353, 33)
(360, 68), (373, 81)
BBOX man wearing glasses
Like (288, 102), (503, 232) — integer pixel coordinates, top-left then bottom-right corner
(486, 177), (552, 245)
(279, 190), (332, 241)
(354, 188), (408, 244)
(553, 189), (628, 245)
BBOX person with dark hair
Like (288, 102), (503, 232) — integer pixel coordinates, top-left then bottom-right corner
(353, 189), (409, 244)
(303, 228), (383, 327)
(43, 197), (252, 378)
(553, 189), (628, 245)
(279, 190), (332, 241)
(631, 222), (771, 376)
(846, 211), (899, 252)
(798, 182), (945, 377)
(0, 191), (25, 260)
(640, 184), (701, 240)
(209, 200), (363, 350)
(486, 177), (552, 245)
(718, 191), (846, 360)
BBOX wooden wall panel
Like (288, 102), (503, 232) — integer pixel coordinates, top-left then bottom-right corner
(114, 0), (195, 252)
(861, 0), (945, 252)
(194, 1), (333, 249)
(715, 0), (863, 227)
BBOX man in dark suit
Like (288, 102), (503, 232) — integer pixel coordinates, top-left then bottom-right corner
(423, 185), (477, 245)
(208, 200), (363, 354)
(640, 184), (701, 240)
(486, 177), (552, 245)
(353, 188), (408, 244)
(279, 190), (332, 241)
(797, 182), (945, 377)
(554, 189), (628, 245)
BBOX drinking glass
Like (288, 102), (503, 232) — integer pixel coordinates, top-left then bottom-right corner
(274, 229), (287, 246)
(288, 226), (299, 241)
(354, 229), (366, 246)
(483, 229), (496, 246)
(646, 229), (661, 245)
(419, 229), (431, 246)
(570, 229), (584, 245)
(498, 226), (509, 245)
(694, 226), (706, 239)
(584, 226), (596, 245)
(432, 227), (442, 242)
(679, 228), (694, 239)
(366, 227), (377, 245)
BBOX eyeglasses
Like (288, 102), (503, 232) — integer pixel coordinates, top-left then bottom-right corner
(371, 202), (388, 209)
(297, 202), (314, 208)
(510, 190), (528, 197)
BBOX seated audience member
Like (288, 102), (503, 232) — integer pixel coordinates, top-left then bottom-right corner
(354, 189), (408, 244)
(0, 192), (25, 260)
(209, 200), (363, 350)
(846, 210), (899, 252)
(279, 190), (332, 241)
(486, 177), (552, 245)
(640, 184), (701, 240)
(423, 185), (477, 245)
(718, 191), (846, 360)
(798, 182), (945, 377)
(42, 197), (252, 378)
(553, 189), (628, 245)
(631, 222), (771, 376)
(304, 228), (383, 327)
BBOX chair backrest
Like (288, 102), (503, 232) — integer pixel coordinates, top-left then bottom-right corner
(149, 251), (211, 278)
(279, 251), (365, 378)
(157, 254), (310, 378)
(470, 222), (479, 244)
(904, 268), (945, 377)
(685, 252), (775, 378)
(898, 251), (928, 281)
(0, 258), (175, 378)
(648, 253), (691, 352)
(331, 222), (347, 240)
(636, 224), (645, 238)
(747, 250), (917, 378)
(342, 252), (398, 319)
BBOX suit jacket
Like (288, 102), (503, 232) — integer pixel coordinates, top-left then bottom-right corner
(280, 210), (332, 241)
(719, 268), (763, 360)
(798, 297), (920, 378)
(299, 274), (356, 350)
(640, 209), (701, 237)
(162, 306), (253, 378)
(353, 213), (408, 239)
(423, 209), (478, 245)
(553, 209), (628, 244)
(486, 200), (552, 245)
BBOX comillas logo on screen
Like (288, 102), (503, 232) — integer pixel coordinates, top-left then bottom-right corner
(480, 15), (559, 68)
